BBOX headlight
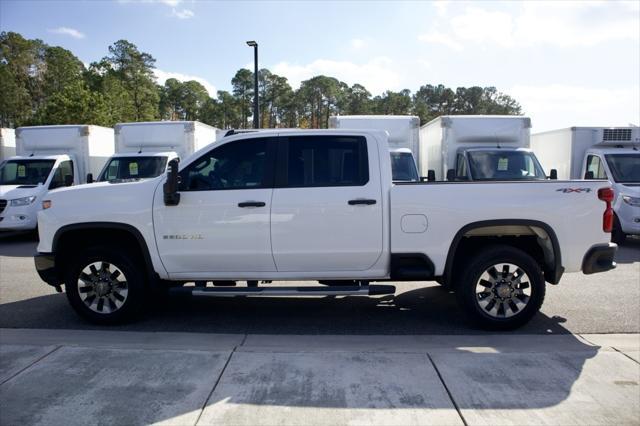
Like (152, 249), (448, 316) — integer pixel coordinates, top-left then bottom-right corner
(10, 196), (37, 206)
(622, 195), (640, 207)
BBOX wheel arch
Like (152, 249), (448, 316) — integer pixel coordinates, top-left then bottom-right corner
(444, 219), (563, 285)
(53, 222), (157, 283)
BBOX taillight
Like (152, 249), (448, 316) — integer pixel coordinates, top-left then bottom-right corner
(598, 187), (614, 233)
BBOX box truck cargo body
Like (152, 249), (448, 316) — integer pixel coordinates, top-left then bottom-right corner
(329, 115), (420, 181)
(531, 126), (640, 241)
(419, 115), (545, 181)
(0, 128), (16, 162)
(0, 125), (114, 230)
(99, 121), (218, 182)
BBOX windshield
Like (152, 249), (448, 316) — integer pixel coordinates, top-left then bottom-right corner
(0, 159), (55, 186)
(98, 156), (168, 181)
(605, 154), (640, 183)
(390, 152), (419, 182)
(467, 151), (547, 181)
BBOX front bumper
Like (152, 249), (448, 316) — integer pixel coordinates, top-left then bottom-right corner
(582, 243), (617, 275)
(34, 253), (63, 287)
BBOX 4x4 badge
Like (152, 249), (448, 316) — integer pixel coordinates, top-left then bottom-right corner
(556, 188), (592, 193)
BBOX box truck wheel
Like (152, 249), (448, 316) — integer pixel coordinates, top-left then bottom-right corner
(455, 245), (545, 330)
(64, 246), (145, 324)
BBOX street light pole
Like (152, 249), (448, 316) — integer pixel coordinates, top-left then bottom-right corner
(246, 40), (259, 128)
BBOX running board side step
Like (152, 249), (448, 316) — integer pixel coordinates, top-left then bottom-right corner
(182, 284), (396, 298)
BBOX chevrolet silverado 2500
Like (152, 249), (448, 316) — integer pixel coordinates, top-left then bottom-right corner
(34, 129), (617, 329)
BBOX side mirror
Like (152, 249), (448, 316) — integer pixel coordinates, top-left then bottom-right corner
(584, 171), (594, 180)
(427, 170), (436, 182)
(549, 169), (557, 180)
(86, 173), (94, 184)
(64, 174), (73, 187)
(446, 169), (455, 181)
(163, 159), (181, 206)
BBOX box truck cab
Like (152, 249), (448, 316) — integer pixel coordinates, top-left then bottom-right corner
(532, 127), (640, 242)
(0, 125), (114, 231)
(98, 121), (217, 183)
(420, 115), (546, 181)
(329, 115), (420, 182)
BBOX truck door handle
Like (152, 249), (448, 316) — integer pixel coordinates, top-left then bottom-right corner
(348, 199), (377, 205)
(238, 201), (266, 208)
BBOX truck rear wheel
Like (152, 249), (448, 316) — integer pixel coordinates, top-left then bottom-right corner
(64, 247), (145, 324)
(455, 245), (545, 330)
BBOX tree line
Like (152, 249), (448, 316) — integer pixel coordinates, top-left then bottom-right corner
(0, 32), (522, 130)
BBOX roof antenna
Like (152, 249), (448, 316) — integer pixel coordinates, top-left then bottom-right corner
(495, 133), (501, 149)
(138, 146), (142, 154)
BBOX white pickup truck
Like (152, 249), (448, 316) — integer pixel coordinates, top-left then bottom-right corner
(34, 129), (617, 329)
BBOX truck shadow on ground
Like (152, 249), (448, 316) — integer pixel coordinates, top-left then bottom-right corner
(0, 285), (581, 335)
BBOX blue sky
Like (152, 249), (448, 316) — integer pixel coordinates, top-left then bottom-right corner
(1, 0), (638, 131)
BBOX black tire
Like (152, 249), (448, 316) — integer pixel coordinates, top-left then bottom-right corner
(64, 246), (146, 325)
(611, 215), (627, 245)
(455, 245), (545, 330)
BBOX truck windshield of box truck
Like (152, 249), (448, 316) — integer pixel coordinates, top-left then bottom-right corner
(98, 156), (168, 182)
(390, 151), (419, 182)
(0, 159), (55, 186)
(466, 151), (546, 181)
(605, 154), (640, 184)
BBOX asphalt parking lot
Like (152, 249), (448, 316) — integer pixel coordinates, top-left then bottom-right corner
(0, 232), (638, 334)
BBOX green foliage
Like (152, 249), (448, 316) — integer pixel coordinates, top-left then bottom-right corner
(0, 31), (524, 130)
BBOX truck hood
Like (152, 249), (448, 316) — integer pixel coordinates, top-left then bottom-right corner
(0, 184), (45, 200)
(46, 176), (162, 200)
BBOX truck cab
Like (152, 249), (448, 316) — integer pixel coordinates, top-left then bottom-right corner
(451, 147), (547, 181)
(0, 125), (114, 231)
(0, 155), (75, 230)
(582, 146), (640, 241)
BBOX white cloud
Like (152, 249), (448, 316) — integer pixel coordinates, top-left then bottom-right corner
(171, 8), (194, 19)
(350, 38), (366, 49)
(419, 2), (639, 50)
(272, 57), (401, 95)
(433, 0), (450, 17)
(418, 31), (462, 50)
(117, 0), (194, 19)
(154, 69), (217, 98)
(510, 84), (640, 132)
(48, 27), (85, 39)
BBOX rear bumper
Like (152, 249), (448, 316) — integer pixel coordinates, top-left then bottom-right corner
(582, 243), (617, 275)
(34, 253), (63, 287)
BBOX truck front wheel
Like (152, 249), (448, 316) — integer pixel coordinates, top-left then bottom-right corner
(64, 247), (145, 324)
(456, 245), (545, 330)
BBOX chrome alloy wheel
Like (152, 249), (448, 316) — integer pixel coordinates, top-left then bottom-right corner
(475, 263), (531, 318)
(77, 261), (129, 314)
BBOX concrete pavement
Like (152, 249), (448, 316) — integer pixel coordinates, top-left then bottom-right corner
(1, 329), (638, 425)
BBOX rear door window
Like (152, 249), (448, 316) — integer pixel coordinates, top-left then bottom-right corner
(282, 136), (369, 187)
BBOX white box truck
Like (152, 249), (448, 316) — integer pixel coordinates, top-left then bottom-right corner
(329, 115), (420, 182)
(531, 127), (640, 242)
(1, 128), (16, 163)
(0, 125), (114, 231)
(420, 115), (547, 182)
(98, 121), (218, 183)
